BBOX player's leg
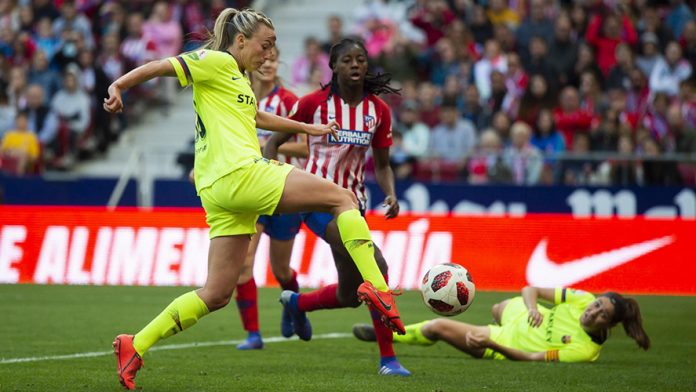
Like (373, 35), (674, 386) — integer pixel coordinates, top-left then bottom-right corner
(234, 223), (264, 350)
(420, 319), (489, 358)
(491, 299), (511, 325)
(275, 169), (404, 333)
(114, 234), (250, 390)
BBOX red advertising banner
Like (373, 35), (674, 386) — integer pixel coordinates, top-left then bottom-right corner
(0, 206), (694, 295)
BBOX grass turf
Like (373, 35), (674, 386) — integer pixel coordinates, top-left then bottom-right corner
(0, 285), (695, 391)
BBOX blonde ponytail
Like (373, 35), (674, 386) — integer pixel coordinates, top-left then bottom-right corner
(205, 8), (274, 51)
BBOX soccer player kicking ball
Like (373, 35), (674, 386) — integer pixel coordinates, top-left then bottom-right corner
(233, 46), (306, 350)
(103, 9), (405, 390)
(265, 39), (410, 376)
(353, 286), (650, 363)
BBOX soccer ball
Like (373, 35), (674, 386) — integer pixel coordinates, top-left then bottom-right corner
(420, 263), (476, 316)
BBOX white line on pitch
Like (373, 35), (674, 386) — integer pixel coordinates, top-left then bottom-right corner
(0, 332), (352, 365)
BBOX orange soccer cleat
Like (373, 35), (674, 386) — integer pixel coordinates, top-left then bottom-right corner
(113, 334), (143, 390)
(357, 281), (406, 335)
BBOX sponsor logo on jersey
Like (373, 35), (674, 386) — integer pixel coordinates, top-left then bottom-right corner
(328, 129), (373, 146)
(264, 105), (276, 113)
(364, 115), (376, 128)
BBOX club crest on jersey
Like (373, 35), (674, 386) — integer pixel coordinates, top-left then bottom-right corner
(328, 129), (373, 146)
(364, 115), (376, 129)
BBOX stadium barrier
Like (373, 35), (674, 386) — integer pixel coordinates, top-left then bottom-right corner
(1, 206), (693, 295)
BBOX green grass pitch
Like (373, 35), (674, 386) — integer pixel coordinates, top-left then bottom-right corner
(1, 285), (695, 391)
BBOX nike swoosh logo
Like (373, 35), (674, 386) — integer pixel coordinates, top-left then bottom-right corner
(526, 236), (674, 287)
(374, 290), (392, 311)
(232, 76), (241, 80)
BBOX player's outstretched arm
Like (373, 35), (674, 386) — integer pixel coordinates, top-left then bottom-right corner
(103, 59), (176, 113)
(256, 111), (339, 138)
(466, 332), (545, 361)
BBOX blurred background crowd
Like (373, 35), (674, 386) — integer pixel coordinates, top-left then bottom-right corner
(0, 0), (694, 187)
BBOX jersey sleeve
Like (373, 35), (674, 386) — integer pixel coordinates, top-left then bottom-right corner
(289, 96), (310, 123)
(546, 343), (600, 363)
(168, 49), (227, 87)
(372, 98), (393, 148)
(280, 90), (299, 118)
(554, 288), (596, 309)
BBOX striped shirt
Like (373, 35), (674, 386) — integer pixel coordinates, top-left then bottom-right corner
(289, 87), (392, 204)
(256, 85), (303, 168)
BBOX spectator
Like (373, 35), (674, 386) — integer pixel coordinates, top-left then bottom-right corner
(429, 99), (477, 169)
(52, 0), (94, 49)
(7, 65), (28, 108)
(665, 0), (695, 39)
(585, 11), (638, 76)
(681, 21), (696, 65)
(626, 67), (650, 116)
(636, 6), (674, 50)
(678, 78), (696, 129)
(665, 104), (696, 153)
(417, 81), (441, 128)
(52, 29), (86, 71)
(33, 17), (59, 61)
(548, 14), (578, 87)
(486, 0), (520, 29)
(641, 137), (682, 186)
(606, 43), (635, 90)
(23, 84), (58, 150)
(609, 134), (640, 186)
(0, 110), (40, 175)
(649, 41), (692, 97)
(491, 110), (512, 146)
(32, 0), (60, 22)
(396, 100), (430, 160)
(467, 128), (512, 184)
(409, 0), (455, 47)
(643, 92), (671, 143)
(50, 64), (90, 165)
(0, 89), (15, 136)
(553, 86), (594, 147)
(531, 109), (565, 158)
(291, 36), (331, 91)
(570, 42), (604, 87)
(524, 35), (558, 95)
(120, 12), (157, 69)
(143, 2), (182, 59)
(503, 121), (543, 185)
(590, 107), (620, 152)
(430, 37), (459, 86)
(636, 33), (662, 80)
(321, 15), (345, 54)
(97, 32), (124, 83)
(504, 52), (527, 114)
(389, 130), (416, 180)
(461, 84), (491, 130)
(560, 133), (596, 185)
(28, 49), (61, 101)
(474, 39), (507, 101)
(469, 4), (494, 44)
(579, 70), (606, 116)
(77, 48), (111, 152)
(515, 0), (553, 64)
(375, 32), (419, 82)
(516, 74), (555, 126)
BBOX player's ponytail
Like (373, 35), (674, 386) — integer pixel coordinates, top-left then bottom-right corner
(324, 38), (400, 96)
(206, 8), (274, 51)
(601, 292), (651, 351)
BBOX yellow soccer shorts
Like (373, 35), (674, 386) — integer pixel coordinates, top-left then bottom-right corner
(484, 296), (527, 360)
(199, 157), (294, 238)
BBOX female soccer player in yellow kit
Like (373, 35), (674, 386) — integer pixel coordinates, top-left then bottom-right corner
(103, 8), (405, 390)
(354, 286), (650, 363)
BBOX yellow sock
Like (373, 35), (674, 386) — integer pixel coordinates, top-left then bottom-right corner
(393, 321), (435, 345)
(336, 209), (388, 291)
(133, 291), (209, 356)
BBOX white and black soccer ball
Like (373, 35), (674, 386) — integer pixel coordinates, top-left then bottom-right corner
(420, 263), (476, 316)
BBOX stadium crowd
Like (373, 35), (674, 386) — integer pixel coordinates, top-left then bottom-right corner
(1, 0), (695, 186)
(0, 0), (250, 174)
(305, 0), (694, 186)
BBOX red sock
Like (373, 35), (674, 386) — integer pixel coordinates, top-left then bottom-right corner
(297, 284), (340, 311)
(370, 273), (394, 358)
(279, 269), (299, 293)
(235, 278), (259, 333)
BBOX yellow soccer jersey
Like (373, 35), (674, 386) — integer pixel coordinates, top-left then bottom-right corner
(168, 49), (260, 193)
(498, 288), (602, 363)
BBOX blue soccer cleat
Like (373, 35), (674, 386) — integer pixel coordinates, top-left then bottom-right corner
(378, 358), (411, 377)
(236, 332), (263, 350)
(280, 305), (294, 338)
(279, 290), (312, 341)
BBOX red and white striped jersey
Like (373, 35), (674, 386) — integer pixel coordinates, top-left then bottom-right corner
(256, 85), (303, 168)
(289, 87), (393, 204)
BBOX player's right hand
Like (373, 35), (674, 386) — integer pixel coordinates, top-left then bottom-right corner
(305, 120), (340, 140)
(528, 308), (543, 328)
(103, 84), (123, 113)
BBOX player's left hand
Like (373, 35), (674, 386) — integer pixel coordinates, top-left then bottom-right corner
(305, 120), (340, 140)
(465, 331), (489, 349)
(383, 195), (399, 219)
